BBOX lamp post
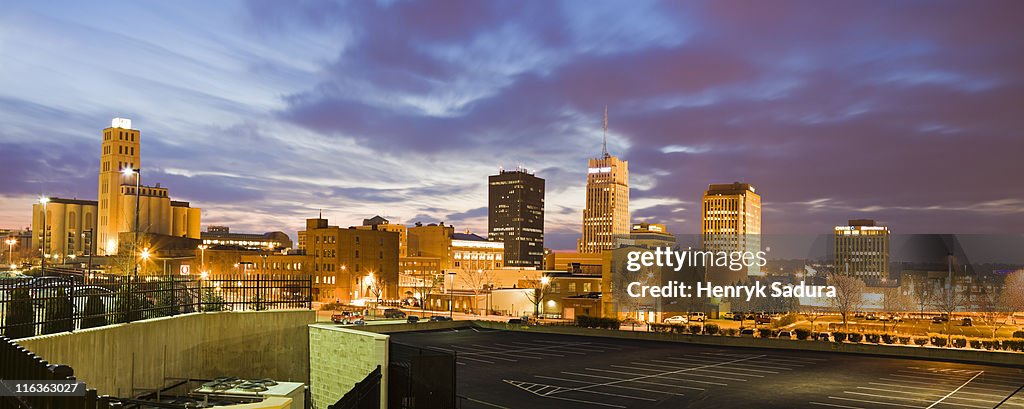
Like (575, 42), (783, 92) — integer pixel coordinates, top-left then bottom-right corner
(5, 238), (15, 268)
(122, 167), (141, 278)
(539, 275), (551, 318)
(39, 196), (49, 275)
(198, 244), (208, 274)
(447, 271), (457, 318)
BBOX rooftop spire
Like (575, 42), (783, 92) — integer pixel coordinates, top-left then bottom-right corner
(602, 105), (609, 158)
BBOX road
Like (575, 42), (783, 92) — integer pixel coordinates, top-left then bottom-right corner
(391, 328), (1024, 409)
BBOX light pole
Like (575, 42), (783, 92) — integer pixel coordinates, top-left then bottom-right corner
(5, 238), (15, 268)
(140, 248), (150, 276)
(198, 244), (208, 274)
(39, 196), (49, 275)
(447, 272), (457, 318)
(122, 167), (141, 278)
(539, 275), (551, 318)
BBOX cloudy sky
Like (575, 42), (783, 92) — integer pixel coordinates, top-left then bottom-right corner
(1, 0), (1022, 250)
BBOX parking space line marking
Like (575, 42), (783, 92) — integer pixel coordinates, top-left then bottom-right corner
(457, 356), (496, 364)
(556, 372), (705, 391)
(842, 391), (990, 408)
(858, 386), (1017, 406)
(624, 361), (766, 378)
(591, 366), (748, 382)
(503, 380), (626, 408)
(503, 342), (589, 354)
(810, 402), (865, 409)
(868, 382), (1008, 399)
(878, 377), (1011, 394)
(577, 367), (728, 386)
(701, 351), (825, 362)
(885, 373), (1012, 390)
(534, 375), (682, 397)
(827, 396), (921, 408)
(657, 357), (781, 373)
(554, 355), (761, 395)
(926, 371), (985, 409)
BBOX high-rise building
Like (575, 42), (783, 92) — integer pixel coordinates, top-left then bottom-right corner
(702, 182), (762, 278)
(488, 168), (545, 268)
(834, 219), (890, 282)
(578, 108), (629, 254)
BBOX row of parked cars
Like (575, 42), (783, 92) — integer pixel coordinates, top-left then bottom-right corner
(330, 308), (454, 325)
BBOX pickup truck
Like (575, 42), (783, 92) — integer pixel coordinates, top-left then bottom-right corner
(331, 311), (364, 324)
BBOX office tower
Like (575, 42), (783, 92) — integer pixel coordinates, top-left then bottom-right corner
(578, 108), (629, 254)
(834, 219), (890, 282)
(488, 168), (545, 268)
(702, 182), (762, 277)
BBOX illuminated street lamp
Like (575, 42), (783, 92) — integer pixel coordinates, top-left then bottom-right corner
(140, 247), (150, 275)
(4, 238), (15, 267)
(122, 167), (141, 278)
(198, 244), (209, 273)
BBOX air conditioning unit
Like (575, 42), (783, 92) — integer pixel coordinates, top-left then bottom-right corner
(194, 377), (306, 409)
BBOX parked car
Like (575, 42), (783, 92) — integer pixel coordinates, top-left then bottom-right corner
(688, 312), (706, 322)
(739, 328), (756, 337)
(961, 317), (973, 326)
(353, 319), (366, 326)
(816, 332), (832, 341)
(507, 318), (523, 324)
(723, 312), (735, 320)
(732, 313), (745, 321)
(406, 315), (420, 324)
(429, 316), (453, 322)
(755, 315), (772, 324)
(383, 308), (406, 319)
(854, 312), (865, 318)
(865, 313), (878, 320)
(932, 314), (949, 324)
(621, 318), (643, 327)
(777, 330), (794, 339)
(331, 311), (364, 324)
(664, 315), (688, 325)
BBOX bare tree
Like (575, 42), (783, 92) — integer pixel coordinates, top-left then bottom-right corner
(458, 267), (495, 315)
(610, 263), (655, 321)
(366, 275), (385, 319)
(881, 287), (912, 333)
(523, 276), (550, 318)
(999, 270), (1024, 328)
(932, 284), (970, 345)
(413, 274), (442, 316)
(909, 277), (934, 320)
(828, 273), (865, 332)
(975, 287), (1007, 339)
(801, 306), (828, 332)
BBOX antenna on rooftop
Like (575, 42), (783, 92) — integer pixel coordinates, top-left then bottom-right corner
(602, 105), (609, 158)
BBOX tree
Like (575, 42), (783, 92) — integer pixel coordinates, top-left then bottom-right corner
(881, 287), (912, 333)
(523, 275), (551, 318)
(610, 263), (654, 321)
(201, 288), (228, 312)
(4, 287), (35, 338)
(412, 274), (442, 316)
(42, 288), (73, 334)
(932, 284), (970, 345)
(113, 284), (143, 323)
(80, 293), (108, 329)
(999, 270), (1024, 328)
(801, 306), (828, 332)
(458, 267), (495, 316)
(909, 276), (934, 320)
(828, 273), (865, 332)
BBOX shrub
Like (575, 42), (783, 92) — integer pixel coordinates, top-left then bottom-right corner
(833, 332), (847, 342)
(981, 340), (997, 350)
(80, 294), (108, 329)
(898, 336), (911, 345)
(723, 328), (738, 337)
(758, 328), (773, 338)
(882, 334), (896, 344)
(914, 337), (928, 346)
(774, 313), (799, 328)
(865, 333), (881, 343)
(201, 289), (228, 312)
(1013, 330), (1024, 338)
(3, 288), (35, 339)
(848, 333), (864, 342)
(686, 324), (700, 334)
(575, 316), (620, 329)
(951, 337), (967, 348)
(1004, 339), (1024, 352)
(705, 323), (719, 335)
(795, 328), (810, 340)
(930, 335), (948, 347)
(969, 340), (982, 349)
(42, 288), (74, 335)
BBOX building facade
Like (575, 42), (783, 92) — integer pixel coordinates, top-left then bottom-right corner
(30, 198), (97, 258)
(201, 225), (293, 250)
(702, 182), (762, 278)
(304, 217), (399, 303)
(834, 219), (890, 282)
(488, 168), (545, 268)
(451, 232), (504, 271)
(578, 151), (629, 254)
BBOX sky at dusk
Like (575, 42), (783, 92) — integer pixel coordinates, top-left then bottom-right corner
(1, 1), (1023, 250)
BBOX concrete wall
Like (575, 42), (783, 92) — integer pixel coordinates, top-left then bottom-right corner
(474, 321), (1024, 367)
(309, 324), (389, 409)
(16, 310), (315, 397)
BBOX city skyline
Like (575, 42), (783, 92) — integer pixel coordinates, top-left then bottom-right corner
(2, 1), (1024, 251)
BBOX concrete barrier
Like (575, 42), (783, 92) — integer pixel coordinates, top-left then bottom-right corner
(357, 320), (473, 334)
(16, 310), (316, 396)
(308, 324), (388, 409)
(472, 321), (1024, 367)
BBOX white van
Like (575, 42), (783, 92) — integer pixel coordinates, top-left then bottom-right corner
(687, 312), (706, 322)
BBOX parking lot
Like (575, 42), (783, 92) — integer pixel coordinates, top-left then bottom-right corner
(391, 328), (1024, 409)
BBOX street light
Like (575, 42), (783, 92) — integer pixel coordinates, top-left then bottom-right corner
(198, 244), (208, 273)
(39, 196), (49, 274)
(4, 238), (15, 267)
(140, 247), (150, 275)
(122, 167), (141, 278)
(447, 271), (457, 319)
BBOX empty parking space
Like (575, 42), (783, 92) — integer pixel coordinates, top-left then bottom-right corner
(391, 329), (1024, 408)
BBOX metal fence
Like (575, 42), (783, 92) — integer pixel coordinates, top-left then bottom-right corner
(388, 342), (456, 409)
(329, 365), (382, 409)
(0, 274), (313, 339)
